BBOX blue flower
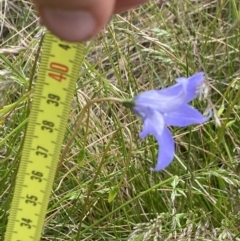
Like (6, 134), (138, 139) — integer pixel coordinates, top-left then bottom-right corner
(133, 72), (209, 171)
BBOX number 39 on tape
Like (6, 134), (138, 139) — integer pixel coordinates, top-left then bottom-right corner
(4, 32), (84, 241)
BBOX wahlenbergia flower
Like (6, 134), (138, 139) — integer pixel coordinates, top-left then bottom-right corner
(132, 72), (208, 171)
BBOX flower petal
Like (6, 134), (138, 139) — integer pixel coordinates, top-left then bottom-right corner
(164, 104), (208, 127)
(134, 84), (185, 113)
(156, 82), (182, 96)
(175, 77), (187, 83)
(151, 126), (175, 171)
(177, 72), (204, 103)
(138, 109), (165, 138)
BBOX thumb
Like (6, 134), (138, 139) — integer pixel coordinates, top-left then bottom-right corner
(33, 0), (115, 42)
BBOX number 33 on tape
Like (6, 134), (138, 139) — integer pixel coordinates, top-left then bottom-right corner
(4, 32), (84, 241)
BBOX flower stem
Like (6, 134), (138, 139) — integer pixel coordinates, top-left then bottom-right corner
(58, 97), (124, 171)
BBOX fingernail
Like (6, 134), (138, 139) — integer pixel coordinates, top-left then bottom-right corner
(42, 8), (96, 42)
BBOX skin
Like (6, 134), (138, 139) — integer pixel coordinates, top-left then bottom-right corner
(33, 0), (149, 42)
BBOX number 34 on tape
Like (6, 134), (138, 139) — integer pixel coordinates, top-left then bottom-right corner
(4, 32), (84, 241)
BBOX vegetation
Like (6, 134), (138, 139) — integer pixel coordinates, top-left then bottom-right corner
(0, 0), (240, 240)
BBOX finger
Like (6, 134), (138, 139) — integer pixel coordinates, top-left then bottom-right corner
(33, 0), (115, 42)
(114, 0), (149, 13)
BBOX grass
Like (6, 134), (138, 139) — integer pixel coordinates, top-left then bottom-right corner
(1, 0), (240, 240)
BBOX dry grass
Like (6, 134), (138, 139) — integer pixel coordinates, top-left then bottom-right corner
(1, 0), (240, 240)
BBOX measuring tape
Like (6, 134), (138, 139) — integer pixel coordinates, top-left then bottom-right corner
(4, 32), (84, 241)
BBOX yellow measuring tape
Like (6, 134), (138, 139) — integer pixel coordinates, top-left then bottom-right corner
(4, 32), (84, 241)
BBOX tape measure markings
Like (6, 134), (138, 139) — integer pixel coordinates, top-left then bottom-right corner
(4, 33), (84, 241)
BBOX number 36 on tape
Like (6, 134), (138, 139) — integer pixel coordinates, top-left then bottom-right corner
(4, 32), (84, 241)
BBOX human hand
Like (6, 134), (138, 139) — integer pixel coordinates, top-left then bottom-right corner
(33, 0), (149, 42)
